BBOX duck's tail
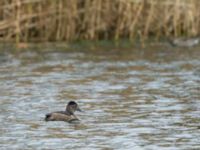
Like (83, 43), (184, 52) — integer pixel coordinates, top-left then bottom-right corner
(45, 113), (51, 121)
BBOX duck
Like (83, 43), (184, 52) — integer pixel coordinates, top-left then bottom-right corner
(168, 37), (200, 47)
(45, 101), (81, 122)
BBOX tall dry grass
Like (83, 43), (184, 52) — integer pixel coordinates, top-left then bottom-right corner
(0, 0), (200, 43)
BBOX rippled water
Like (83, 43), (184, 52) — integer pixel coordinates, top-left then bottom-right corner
(0, 47), (200, 149)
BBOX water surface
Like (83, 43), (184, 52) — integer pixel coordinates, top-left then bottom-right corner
(0, 46), (200, 149)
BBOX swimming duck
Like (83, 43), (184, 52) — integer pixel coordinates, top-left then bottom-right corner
(169, 37), (200, 47)
(45, 101), (81, 122)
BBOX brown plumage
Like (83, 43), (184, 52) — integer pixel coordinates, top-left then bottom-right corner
(45, 101), (81, 122)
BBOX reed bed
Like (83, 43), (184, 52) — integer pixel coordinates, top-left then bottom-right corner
(0, 0), (200, 43)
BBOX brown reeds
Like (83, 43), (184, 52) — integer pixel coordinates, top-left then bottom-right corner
(0, 0), (200, 43)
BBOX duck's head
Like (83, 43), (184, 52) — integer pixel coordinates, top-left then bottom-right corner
(66, 101), (81, 115)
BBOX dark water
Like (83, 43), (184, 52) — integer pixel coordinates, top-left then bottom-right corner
(0, 46), (200, 150)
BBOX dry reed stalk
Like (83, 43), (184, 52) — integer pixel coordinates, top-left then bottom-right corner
(143, 0), (155, 40)
(129, 1), (144, 41)
(15, 0), (21, 44)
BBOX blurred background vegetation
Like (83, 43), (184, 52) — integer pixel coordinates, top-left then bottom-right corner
(0, 0), (199, 44)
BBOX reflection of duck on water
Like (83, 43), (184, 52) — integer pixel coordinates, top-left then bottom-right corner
(168, 37), (200, 47)
(45, 101), (82, 122)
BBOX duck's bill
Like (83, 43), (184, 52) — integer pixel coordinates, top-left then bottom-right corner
(77, 107), (82, 112)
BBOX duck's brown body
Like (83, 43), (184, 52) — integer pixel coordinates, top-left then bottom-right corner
(45, 112), (78, 122)
(45, 101), (81, 122)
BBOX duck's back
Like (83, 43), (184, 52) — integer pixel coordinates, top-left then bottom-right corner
(45, 111), (78, 122)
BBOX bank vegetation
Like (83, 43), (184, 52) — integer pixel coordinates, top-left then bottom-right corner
(0, 0), (199, 44)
